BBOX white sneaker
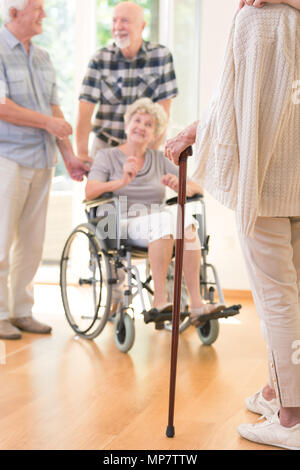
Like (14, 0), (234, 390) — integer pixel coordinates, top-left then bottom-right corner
(245, 389), (278, 417)
(238, 413), (300, 450)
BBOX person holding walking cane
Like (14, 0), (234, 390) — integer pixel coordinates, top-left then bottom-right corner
(165, 1), (300, 450)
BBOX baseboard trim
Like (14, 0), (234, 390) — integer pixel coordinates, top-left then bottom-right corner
(35, 281), (59, 286)
(34, 282), (253, 303)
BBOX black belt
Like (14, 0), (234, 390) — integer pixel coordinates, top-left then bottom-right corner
(98, 133), (120, 147)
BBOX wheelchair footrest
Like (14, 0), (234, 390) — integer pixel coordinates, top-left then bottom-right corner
(143, 309), (189, 325)
(196, 304), (241, 324)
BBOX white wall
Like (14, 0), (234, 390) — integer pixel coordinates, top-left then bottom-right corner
(197, 0), (250, 290)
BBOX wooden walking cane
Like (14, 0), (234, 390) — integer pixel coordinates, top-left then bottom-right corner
(166, 146), (193, 439)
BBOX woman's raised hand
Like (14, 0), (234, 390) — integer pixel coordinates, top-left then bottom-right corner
(122, 157), (139, 185)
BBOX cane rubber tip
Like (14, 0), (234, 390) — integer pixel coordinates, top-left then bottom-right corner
(166, 426), (175, 438)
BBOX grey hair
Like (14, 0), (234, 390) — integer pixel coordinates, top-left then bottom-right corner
(124, 98), (168, 137)
(1, 0), (29, 24)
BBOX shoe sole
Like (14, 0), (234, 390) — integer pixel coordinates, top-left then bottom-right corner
(240, 434), (300, 451)
(245, 402), (273, 416)
(15, 329), (51, 334)
(11, 325), (52, 334)
(246, 407), (278, 418)
(245, 398), (279, 417)
(238, 428), (300, 450)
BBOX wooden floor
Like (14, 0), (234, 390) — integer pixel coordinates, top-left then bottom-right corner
(0, 285), (280, 451)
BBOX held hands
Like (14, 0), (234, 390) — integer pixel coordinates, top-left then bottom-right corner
(122, 157), (139, 185)
(78, 153), (93, 165)
(64, 155), (90, 182)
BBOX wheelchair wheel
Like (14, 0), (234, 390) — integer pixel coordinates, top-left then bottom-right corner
(114, 311), (135, 353)
(60, 223), (112, 340)
(196, 319), (219, 345)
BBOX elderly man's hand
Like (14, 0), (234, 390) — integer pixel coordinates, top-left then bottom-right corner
(78, 153), (93, 165)
(64, 155), (90, 182)
(46, 116), (73, 139)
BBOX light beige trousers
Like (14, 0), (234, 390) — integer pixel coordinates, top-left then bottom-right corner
(0, 156), (53, 320)
(238, 216), (300, 407)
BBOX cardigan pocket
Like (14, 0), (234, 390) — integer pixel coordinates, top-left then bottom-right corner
(214, 142), (238, 192)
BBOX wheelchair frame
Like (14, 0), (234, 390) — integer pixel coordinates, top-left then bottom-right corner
(60, 192), (241, 352)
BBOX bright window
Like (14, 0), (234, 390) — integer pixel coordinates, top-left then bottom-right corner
(167, 0), (201, 137)
(36, 0), (76, 182)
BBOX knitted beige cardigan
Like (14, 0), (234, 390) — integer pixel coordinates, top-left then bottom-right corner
(193, 5), (300, 237)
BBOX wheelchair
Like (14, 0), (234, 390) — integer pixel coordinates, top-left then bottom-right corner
(60, 192), (241, 353)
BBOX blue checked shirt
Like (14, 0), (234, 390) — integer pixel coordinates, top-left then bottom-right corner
(0, 27), (59, 168)
(79, 41), (178, 143)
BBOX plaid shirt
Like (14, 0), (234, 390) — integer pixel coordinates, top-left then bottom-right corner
(79, 41), (178, 143)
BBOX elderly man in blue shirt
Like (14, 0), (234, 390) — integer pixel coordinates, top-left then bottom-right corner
(0, 0), (89, 340)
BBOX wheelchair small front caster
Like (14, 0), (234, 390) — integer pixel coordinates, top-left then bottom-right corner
(155, 321), (165, 330)
(114, 311), (135, 353)
(196, 319), (219, 345)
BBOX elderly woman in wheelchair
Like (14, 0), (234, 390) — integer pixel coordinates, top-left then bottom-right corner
(85, 98), (225, 326)
(60, 98), (241, 351)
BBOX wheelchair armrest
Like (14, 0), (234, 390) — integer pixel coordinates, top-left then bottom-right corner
(83, 192), (115, 209)
(83, 193), (122, 251)
(165, 193), (204, 206)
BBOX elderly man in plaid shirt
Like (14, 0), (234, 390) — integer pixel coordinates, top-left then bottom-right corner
(76, 1), (178, 162)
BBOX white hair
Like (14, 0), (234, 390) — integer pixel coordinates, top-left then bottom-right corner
(1, 0), (29, 24)
(124, 98), (168, 137)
